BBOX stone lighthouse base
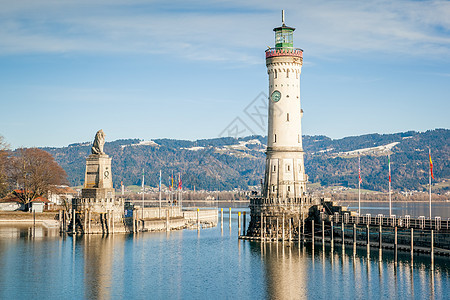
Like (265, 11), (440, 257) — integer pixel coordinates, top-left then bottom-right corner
(244, 196), (322, 241)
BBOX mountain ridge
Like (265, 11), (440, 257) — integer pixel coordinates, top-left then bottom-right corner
(42, 129), (449, 193)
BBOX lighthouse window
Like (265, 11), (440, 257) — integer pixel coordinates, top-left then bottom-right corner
(286, 70), (289, 78)
(273, 165), (276, 172)
(274, 134), (277, 143)
(287, 113), (289, 122)
(287, 186), (291, 192)
(274, 70), (277, 78)
(286, 165), (290, 172)
(272, 186), (276, 192)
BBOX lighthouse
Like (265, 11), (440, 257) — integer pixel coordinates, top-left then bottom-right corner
(245, 11), (318, 240)
(264, 10), (307, 201)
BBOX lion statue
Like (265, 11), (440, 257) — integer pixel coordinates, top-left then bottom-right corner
(91, 129), (106, 155)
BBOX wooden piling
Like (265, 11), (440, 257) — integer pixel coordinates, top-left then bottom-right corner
(289, 219), (292, 242)
(260, 213), (263, 240)
(431, 230), (434, 271)
(197, 208), (200, 230)
(282, 214), (285, 241)
(410, 228), (414, 257)
(220, 208), (223, 230)
(88, 210), (91, 234)
(238, 212), (241, 235)
(276, 217), (279, 241)
(379, 224), (382, 249)
(112, 211), (115, 234)
(72, 208), (76, 235)
(353, 223), (356, 244)
(132, 211), (136, 233)
(394, 226), (398, 264)
(322, 221), (325, 245)
(312, 220), (315, 245)
(243, 212), (246, 236)
(59, 210), (62, 233)
(367, 224), (370, 247)
(84, 210), (87, 234)
(298, 218), (302, 242)
(331, 221), (334, 248)
(342, 222), (345, 246)
(166, 209), (170, 232)
(229, 207), (231, 229)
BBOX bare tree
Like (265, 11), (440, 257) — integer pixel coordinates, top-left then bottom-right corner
(0, 135), (9, 197)
(9, 148), (68, 206)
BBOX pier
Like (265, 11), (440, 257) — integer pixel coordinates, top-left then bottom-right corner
(240, 200), (450, 260)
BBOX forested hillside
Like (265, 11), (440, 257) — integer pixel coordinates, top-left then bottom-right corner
(43, 129), (449, 193)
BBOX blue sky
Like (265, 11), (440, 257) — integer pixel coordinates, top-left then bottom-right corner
(0, 0), (449, 148)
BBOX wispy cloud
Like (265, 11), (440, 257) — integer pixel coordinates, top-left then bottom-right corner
(0, 0), (449, 63)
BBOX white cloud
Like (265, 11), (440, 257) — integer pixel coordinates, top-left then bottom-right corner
(0, 0), (449, 62)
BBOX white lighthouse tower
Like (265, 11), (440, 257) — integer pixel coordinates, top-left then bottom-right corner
(245, 11), (318, 240)
(264, 11), (307, 202)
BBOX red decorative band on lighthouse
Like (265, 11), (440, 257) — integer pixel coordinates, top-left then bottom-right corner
(265, 47), (303, 58)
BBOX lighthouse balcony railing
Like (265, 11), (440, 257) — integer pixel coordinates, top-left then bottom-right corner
(265, 47), (303, 58)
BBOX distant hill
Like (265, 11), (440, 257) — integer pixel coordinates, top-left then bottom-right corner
(42, 129), (450, 193)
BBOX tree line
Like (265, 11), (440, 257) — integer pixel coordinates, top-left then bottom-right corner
(0, 135), (68, 207)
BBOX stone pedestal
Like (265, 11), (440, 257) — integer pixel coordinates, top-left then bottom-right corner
(81, 154), (122, 214)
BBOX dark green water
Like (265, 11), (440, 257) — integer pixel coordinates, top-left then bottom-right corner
(0, 206), (448, 299)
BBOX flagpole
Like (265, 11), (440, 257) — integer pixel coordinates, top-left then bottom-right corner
(142, 168), (145, 220)
(429, 148), (432, 220)
(358, 155), (361, 216)
(388, 154), (392, 217)
(159, 170), (162, 218)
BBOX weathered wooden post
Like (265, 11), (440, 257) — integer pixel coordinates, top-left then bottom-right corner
(166, 209), (170, 232)
(260, 213), (263, 240)
(282, 214), (285, 242)
(88, 209), (91, 234)
(59, 210), (63, 233)
(322, 220), (325, 246)
(331, 221), (334, 249)
(353, 223), (356, 244)
(298, 218), (302, 242)
(72, 208), (76, 235)
(410, 228), (414, 257)
(132, 210), (136, 233)
(243, 211), (246, 236)
(197, 208), (200, 230)
(394, 226), (398, 264)
(112, 210), (115, 234)
(431, 230), (434, 271)
(84, 210), (87, 234)
(289, 219), (292, 242)
(379, 224), (382, 249)
(366, 224), (370, 248)
(238, 211), (241, 235)
(220, 208), (223, 230)
(312, 220), (315, 245)
(277, 217), (280, 243)
(229, 207), (232, 229)
(342, 222), (345, 247)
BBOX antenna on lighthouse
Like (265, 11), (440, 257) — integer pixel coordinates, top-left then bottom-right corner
(282, 10), (285, 26)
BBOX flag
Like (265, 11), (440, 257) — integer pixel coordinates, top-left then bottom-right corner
(429, 149), (434, 179)
(358, 155), (362, 184)
(178, 173), (182, 190)
(168, 177), (172, 191)
(388, 155), (391, 183)
(171, 171), (174, 191)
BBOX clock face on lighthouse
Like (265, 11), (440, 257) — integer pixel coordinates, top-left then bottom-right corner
(271, 90), (281, 102)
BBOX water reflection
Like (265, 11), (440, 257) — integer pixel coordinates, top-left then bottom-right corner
(251, 241), (449, 299)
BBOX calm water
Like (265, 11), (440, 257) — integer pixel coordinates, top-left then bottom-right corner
(0, 204), (449, 299)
